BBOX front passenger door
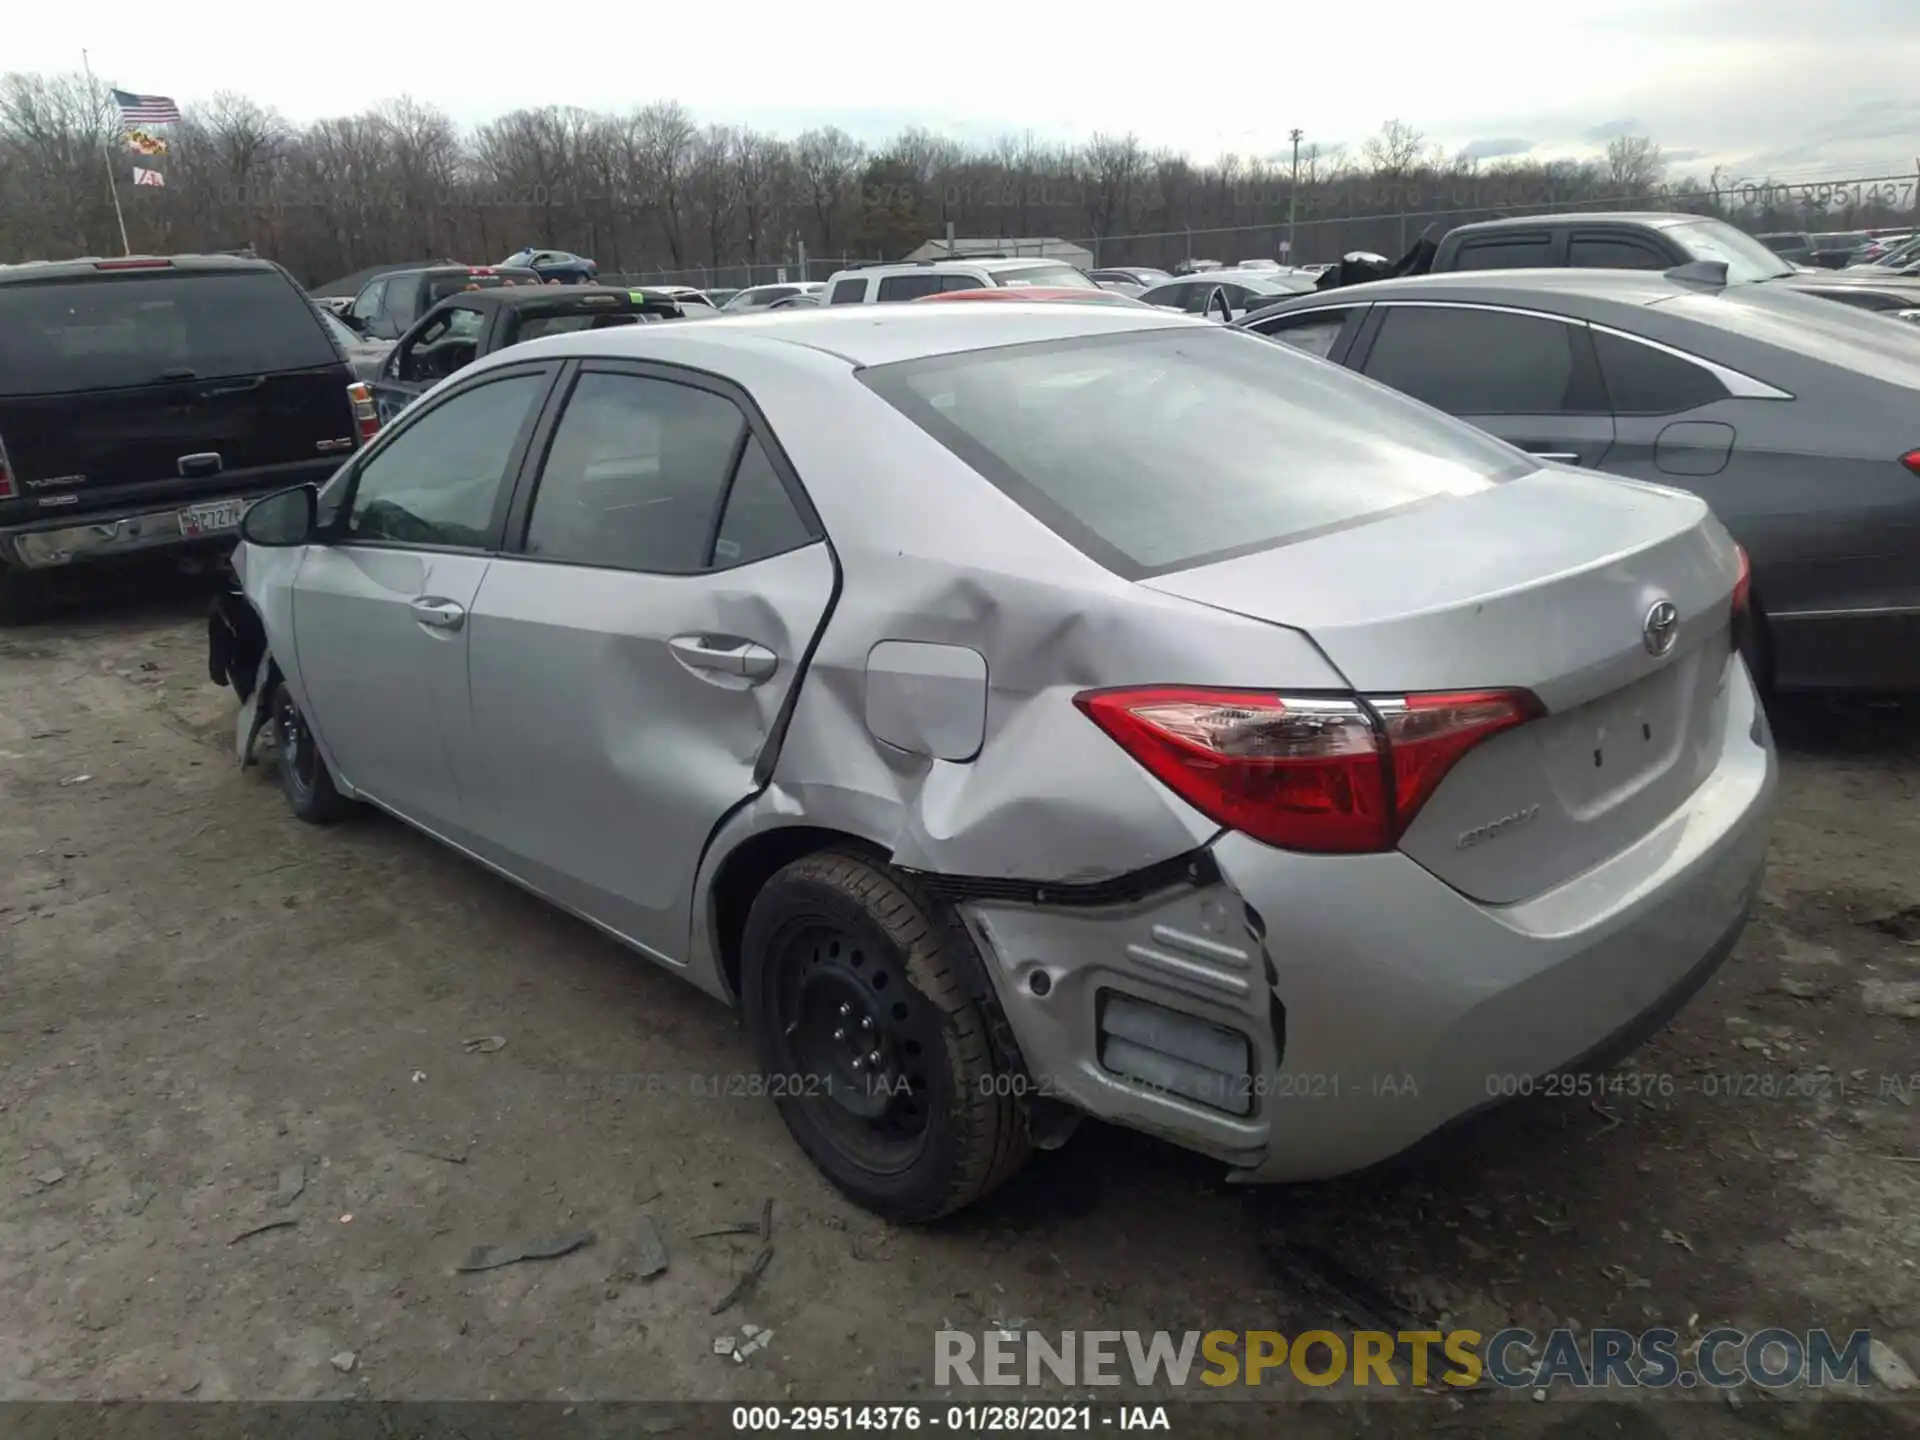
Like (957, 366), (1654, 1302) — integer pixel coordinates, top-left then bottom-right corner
(1354, 303), (1614, 467)
(291, 367), (555, 842)
(463, 364), (835, 962)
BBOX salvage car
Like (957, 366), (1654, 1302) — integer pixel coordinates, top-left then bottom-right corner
(1237, 267), (1920, 692)
(367, 285), (699, 425)
(499, 248), (599, 284)
(208, 304), (1772, 1221)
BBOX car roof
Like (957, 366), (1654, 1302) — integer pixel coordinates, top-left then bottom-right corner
(1245, 267), (1697, 311)
(425, 284), (660, 309)
(916, 286), (1148, 304)
(493, 300), (1193, 369)
(0, 253), (287, 284)
(836, 257), (1077, 277)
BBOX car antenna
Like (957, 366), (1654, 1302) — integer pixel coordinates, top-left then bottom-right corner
(1665, 259), (1729, 289)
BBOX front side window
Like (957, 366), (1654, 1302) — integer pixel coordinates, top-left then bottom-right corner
(523, 371), (746, 573)
(1363, 306), (1591, 415)
(1668, 220), (1795, 282)
(346, 372), (546, 548)
(349, 279), (386, 326)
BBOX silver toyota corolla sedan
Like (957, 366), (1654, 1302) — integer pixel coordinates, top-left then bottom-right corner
(213, 303), (1777, 1221)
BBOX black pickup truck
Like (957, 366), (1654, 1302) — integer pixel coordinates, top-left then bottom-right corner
(1419, 212), (1920, 318)
(366, 283), (707, 426)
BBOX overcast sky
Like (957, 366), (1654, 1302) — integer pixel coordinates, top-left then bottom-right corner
(16, 0), (1918, 180)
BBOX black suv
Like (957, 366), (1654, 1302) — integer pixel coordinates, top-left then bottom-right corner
(0, 254), (371, 609)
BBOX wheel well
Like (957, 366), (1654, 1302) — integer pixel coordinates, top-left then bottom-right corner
(709, 826), (889, 1002)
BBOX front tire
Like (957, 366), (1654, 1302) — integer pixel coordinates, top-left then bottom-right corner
(740, 850), (1033, 1222)
(271, 682), (352, 824)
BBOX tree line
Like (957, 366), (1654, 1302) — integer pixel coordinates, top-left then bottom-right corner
(3, 70), (1914, 287)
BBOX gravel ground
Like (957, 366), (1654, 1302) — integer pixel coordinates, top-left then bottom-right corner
(1, 576), (1916, 1439)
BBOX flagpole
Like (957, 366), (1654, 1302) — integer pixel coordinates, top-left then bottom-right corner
(80, 49), (132, 256)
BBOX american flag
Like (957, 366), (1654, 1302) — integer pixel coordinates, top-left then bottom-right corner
(112, 89), (181, 125)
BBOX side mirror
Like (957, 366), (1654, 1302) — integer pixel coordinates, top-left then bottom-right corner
(239, 485), (318, 548)
(339, 311), (368, 334)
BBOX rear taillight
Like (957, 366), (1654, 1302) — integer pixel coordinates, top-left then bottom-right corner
(1902, 449), (1920, 476)
(1731, 544), (1752, 619)
(347, 382), (380, 443)
(0, 431), (14, 499)
(1073, 685), (1541, 854)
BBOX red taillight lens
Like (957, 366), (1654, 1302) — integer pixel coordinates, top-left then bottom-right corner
(346, 382), (380, 443)
(0, 432), (14, 499)
(1901, 449), (1920, 477)
(1731, 544), (1752, 618)
(1074, 685), (1540, 854)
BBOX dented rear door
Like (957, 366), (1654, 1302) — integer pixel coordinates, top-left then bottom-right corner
(460, 363), (833, 963)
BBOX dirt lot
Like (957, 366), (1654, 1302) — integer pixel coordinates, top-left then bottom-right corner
(1, 578), (1917, 1438)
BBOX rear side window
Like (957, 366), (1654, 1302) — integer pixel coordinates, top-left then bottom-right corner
(0, 270), (338, 394)
(712, 436), (814, 567)
(1250, 310), (1353, 358)
(425, 273), (518, 306)
(1567, 236), (1671, 270)
(514, 311), (639, 342)
(1363, 306), (1592, 415)
(829, 278), (868, 304)
(1593, 330), (1731, 415)
(860, 328), (1531, 577)
(1451, 233), (1555, 269)
(523, 371), (746, 574)
(877, 274), (946, 302)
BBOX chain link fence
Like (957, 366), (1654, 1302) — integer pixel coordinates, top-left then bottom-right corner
(601, 171), (1920, 288)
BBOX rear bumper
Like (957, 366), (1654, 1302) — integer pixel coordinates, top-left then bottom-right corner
(960, 653), (1777, 1181)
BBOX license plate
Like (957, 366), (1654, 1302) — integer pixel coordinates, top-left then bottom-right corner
(179, 499), (245, 538)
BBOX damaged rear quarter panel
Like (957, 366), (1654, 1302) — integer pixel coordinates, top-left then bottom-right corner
(681, 343), (1349, 993)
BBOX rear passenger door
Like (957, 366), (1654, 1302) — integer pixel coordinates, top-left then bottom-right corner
(876, 273), (946, 302)
(461, 362), (835, 963)
(1350, 303), (1614, 467)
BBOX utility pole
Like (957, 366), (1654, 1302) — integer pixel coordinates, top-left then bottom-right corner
(1288, 129), (1304, 263)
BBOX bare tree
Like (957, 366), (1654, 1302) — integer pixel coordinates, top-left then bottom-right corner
(1606, 135), (1666, 197)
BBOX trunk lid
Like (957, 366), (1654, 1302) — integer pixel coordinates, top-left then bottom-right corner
(1144, 468), (1744, 903)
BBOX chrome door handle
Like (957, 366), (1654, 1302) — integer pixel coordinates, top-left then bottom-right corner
(1528, 451), (1582, 465)
(410, 597), (466, 630)
(669, 635), (779, 682)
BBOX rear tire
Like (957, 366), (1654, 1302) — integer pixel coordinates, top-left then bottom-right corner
(740, 850), (1033, 1222)
(271, 682), (352, 824)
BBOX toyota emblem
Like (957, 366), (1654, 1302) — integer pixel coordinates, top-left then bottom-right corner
(1643, 599), (1680, 656)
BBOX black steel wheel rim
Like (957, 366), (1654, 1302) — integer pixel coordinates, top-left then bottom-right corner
(772, 922), (939, 1171)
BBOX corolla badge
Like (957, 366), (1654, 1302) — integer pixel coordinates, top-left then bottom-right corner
(1643, 599), (1680, 657)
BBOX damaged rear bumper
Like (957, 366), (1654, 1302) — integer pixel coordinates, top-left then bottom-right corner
(958, 655), (1776, 1183)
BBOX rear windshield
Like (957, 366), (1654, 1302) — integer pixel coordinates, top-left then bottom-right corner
(513, 311), (640, 341)
(860, 328), (1532, 576)
(0, 269), (338, 394)
(424, 273), (531, 306)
